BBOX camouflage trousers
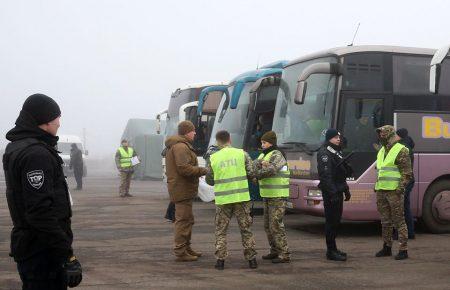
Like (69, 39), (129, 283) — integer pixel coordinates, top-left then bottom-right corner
(215, 201), (257, 260)
(263, 198), (290, 259)
(376, 190), (408, 250)
(119, 171), (132, 196)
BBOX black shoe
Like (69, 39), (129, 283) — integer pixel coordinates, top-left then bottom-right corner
(395, 250), (408, 260)
(336, 249), (347, 257)
(375, 243), (392, 257)
(249, 258), (258, 269)
(326, 250), (347, 261)
(215, 259), (224, 270)
(272, 257), (291, 264)
(262, 253), (278, 260)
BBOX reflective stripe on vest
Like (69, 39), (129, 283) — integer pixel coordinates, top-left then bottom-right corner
(375, 143), (407, 191)
(257, 150), (290, 198)
(118, 147), (134, 168)
(210, 147), (250, 205)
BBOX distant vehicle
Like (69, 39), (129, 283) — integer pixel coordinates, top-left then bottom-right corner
(57, 135), (88, 177)
(271, 45), (450, 233)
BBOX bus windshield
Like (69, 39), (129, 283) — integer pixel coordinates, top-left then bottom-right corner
(209, 83), (253, 148)
(166, 88), (195, 136)
(272, 57), (337, 146)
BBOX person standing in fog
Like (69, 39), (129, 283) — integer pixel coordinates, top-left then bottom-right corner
(69, 143), (83, 190)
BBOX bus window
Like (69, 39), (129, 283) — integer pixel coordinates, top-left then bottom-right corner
(341, 98), (383, 152)
(440, 58), (450, 95)
(393, 55), (431, 95)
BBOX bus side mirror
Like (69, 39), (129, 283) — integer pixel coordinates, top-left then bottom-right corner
(430, 45), (450, 94)
(294, 63), (343, 105)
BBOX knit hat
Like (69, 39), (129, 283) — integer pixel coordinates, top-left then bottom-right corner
(261, 131), (277, 145)
(325, 128), (340, 141)
(396, 128), (408, 139)
(178, 120), (195, 135)
(22, 94), (61, 125)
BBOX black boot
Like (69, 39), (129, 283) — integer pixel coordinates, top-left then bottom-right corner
(248, 258), (258, 269)
(262, 253), (278, 260)
(336, 249), (347, 257)
(326, 250), (347, 261)
(272, 257), (291, 264)
(395, 250), (408, 260)
(375, 243), (392, 257)
(215, 259), (224, 270)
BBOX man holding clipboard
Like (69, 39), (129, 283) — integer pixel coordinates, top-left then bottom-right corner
(115, 139), (139, 197)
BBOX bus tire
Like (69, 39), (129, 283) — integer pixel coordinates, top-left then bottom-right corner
(422, 180), (450, 234)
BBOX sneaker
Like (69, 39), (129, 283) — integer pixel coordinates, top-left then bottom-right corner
(326, 250), (347, 261)
(375, 243), (392, 257)
(175, 253), (198, 262)
(262, 253), (278, 260)
(248, 258), (258, 269)
(395, 250), (408, 260)
(215, 259), (224, 270)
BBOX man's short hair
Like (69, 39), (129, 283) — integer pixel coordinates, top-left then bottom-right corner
(121, 139), (128, 144)
(216, 130), (230, 144)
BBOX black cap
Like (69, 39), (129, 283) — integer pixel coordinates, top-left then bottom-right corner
(396, 128), (408, 139)
(22, 94), (61, 125)
(325, 128), (340, 141)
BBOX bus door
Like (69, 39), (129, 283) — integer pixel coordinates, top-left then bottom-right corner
(337, 92), (392, 179)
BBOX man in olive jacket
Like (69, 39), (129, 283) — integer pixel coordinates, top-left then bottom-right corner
(164, 121), (208, 262)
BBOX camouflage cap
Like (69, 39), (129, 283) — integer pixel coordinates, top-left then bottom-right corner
(376, 125), (396, 141)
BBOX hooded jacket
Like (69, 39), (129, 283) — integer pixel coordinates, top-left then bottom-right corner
(164, 135), (207, 202)
(3, 110), (73, 262)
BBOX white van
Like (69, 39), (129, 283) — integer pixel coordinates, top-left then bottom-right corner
(57, 135), (87, 176)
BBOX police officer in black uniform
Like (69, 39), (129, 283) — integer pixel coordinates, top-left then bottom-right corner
(317, 129), (352, 261)
(3, 94), (82, 289)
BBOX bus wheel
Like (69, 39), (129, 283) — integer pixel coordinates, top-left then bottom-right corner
(422, 180), (450, 234)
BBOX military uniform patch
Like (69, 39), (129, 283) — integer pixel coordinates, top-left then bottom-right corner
(321, 155), (328, 162)
(27, 170), (44, 189)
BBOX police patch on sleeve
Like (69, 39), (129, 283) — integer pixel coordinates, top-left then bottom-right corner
(321, 155), (328, 163)
(27, 170), (44, 189)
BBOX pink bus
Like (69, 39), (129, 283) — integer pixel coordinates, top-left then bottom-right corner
(271, 45), (450, 233)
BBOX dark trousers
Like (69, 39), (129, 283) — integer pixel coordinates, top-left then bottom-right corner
(323, 194), (343, 251)
(404, 180), (415, 237)
(73, 166), (83, 189)
(17, 251), (67, 290)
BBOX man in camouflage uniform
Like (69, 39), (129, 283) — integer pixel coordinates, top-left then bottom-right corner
(253, 131), (291, 263)
(375, 125), (412, 260)
(206, 130), (257, 270)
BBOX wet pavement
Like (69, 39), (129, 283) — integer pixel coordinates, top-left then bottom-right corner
(1, 176), (450, 289)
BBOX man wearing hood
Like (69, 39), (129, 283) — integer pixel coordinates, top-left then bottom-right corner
(163, 120), (208, 262)
(317, 129), (352, 261)
(375, 125), (412, 260)
(69, 143), (83, 190)
(3, 94), (82, 289)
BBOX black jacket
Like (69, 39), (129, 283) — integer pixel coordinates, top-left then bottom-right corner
(70, 147), (83, 169)
(3, 110), (73, 262)
(317, 142), (352, 196)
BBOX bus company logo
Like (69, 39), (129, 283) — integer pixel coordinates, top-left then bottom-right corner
(422, 116), (450, 139)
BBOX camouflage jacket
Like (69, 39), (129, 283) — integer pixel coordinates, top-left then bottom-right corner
(377, 125), (413, 193)
(205, 144), (254, 186)
(253, 149), (287, 179)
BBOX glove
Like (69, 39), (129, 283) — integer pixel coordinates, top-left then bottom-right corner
(344, 189), (351, 201)
(63, 256), (82, 288)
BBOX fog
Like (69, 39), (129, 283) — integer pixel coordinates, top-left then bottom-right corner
(1, 0), (449, 159)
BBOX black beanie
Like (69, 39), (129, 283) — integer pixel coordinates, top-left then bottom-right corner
(325, 128), (340, 141)
(22, 94), (61, 125)
(396, 128), (408, 139)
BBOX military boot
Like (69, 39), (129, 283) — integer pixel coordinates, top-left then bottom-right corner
(248, 258), (258, 269)
(215, 259), (225, 270)
(375, 243), (392, 257)
(336, 249), (347, 257)
(272, 256), (291, 264)
(187, 248), (202, 257)
(395, 250), (408, 260)
(326, 250), (347, 261)
(262, 253), (278, 260)
(175, 253), (198, 262)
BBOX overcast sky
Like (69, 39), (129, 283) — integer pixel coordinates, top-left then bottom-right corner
(1, 0), (449, 156)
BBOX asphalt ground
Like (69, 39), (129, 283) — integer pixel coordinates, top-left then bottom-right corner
(1, 176), (450, 290)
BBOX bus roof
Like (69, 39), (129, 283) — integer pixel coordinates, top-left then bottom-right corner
(230, 60), (288, 83)
(175, 82), (224, 92)
(287, 45), (436, 68)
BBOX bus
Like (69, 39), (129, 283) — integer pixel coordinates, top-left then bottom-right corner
(271, 45), (450, 233)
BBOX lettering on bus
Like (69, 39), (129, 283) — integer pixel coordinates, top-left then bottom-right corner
(422, 116), (450, 139)
(288, 159), (311, 178)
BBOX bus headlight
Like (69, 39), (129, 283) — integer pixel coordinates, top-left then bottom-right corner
(307, 189), (322, 197)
